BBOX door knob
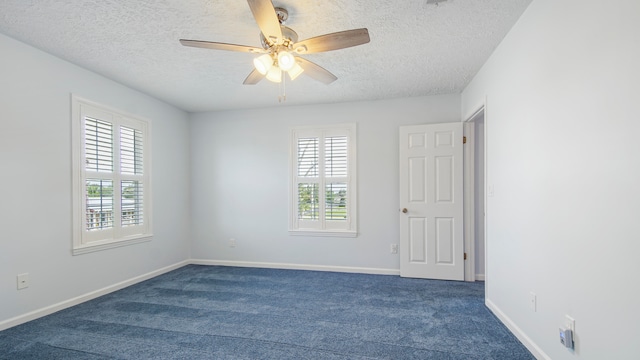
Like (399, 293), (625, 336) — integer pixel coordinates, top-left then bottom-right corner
(402, 208), (408, 213)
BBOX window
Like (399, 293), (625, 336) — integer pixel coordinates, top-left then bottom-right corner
(290, 123), (357, 236)
(71, 96), (151, 255)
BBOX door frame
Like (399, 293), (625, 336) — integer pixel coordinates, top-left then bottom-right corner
(463, 121), (476, 282)
(463, 102), (487, 284)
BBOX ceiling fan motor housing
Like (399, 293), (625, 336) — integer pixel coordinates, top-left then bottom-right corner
(260, 25), (298, 49)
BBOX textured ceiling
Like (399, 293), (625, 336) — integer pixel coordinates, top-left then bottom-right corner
(0, 0), (531, 112)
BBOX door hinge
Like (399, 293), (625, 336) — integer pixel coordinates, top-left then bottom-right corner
(463, 136), (467, 144)
(464, 252), (467, 260)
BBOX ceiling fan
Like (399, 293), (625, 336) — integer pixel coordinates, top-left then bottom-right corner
(179, 0), (370, 85)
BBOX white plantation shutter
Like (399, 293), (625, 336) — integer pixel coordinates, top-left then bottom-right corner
(297, 137), (319, 220)
(84, 117), (115, 231)
(298, 183), (319, 220)
(121, 180), (143, 226)
(85, 179), (114, 230)
(297, 138), (318, 177)
(325, 136), (347, 177)
(72, 96), (151, 254)
(85, 118), (113, 172)
(120, 126), (144, 227)
(325, 136), (348, 222)
(290, 124), (357, 236)
(325, 182), (347, 220)
(120, 126), (143, 175)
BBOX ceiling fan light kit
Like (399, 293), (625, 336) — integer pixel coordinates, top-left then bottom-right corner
(287, 62), (304, 81)
(179, 0), (370, 98)
(252, 48), (299, 82)
(253, 54), (273, 75)
(266, 66), (282, 83)
(277, 51), (295, 71)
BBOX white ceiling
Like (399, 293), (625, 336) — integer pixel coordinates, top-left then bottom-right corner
(0, 0), (531, 112)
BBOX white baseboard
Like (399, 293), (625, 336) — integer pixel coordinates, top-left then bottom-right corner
(485, 298), (549, 360)
(190, 259), (401, 276)
(0, 260), (189, 332)
(475, 274), (485, 281)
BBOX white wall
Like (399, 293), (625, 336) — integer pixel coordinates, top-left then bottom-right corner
(0, 33), (191, 325)
(462, 0), (640, 358)
(190, 95), (460, 272)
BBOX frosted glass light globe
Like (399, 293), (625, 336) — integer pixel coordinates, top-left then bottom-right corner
(277, 51), (295, 71)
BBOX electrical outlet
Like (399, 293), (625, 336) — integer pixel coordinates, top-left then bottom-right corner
(529, 292), (536, 312)
(390, 244), (398, 254)
(565, 315), (575, 332)
(229, 238), (236, 248)
(560, 315), (576, 349)
(17, 273), (29, 290)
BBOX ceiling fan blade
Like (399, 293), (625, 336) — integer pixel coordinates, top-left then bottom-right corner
(243, 69), (264, 85)
(179, 39), (266, 53)
(293, 28), (370, 54)
(296, 57), (337, 84)
(247, 0), (282, 46)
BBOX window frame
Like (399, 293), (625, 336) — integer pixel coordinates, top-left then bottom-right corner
(289, 123), (357, 237)
(71, 95), (152, 255)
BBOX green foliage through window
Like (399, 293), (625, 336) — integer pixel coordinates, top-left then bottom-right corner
(86, 182), (113, 197)
(298, 183), (319, 220)
(326, 183), (347, 220)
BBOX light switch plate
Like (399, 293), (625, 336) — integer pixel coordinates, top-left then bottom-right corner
(17, 273), (29, 290)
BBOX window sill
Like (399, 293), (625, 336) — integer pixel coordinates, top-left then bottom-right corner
(72, 234), (152, 255)
(288, 230), (357, 238)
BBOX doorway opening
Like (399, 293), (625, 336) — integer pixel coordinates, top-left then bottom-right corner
(464, 107), (485, 282)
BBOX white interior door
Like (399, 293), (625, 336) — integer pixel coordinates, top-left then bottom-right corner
(399, 123), (464, 280)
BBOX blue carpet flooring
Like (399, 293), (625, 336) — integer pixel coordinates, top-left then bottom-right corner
(0, 265), (534, 359)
